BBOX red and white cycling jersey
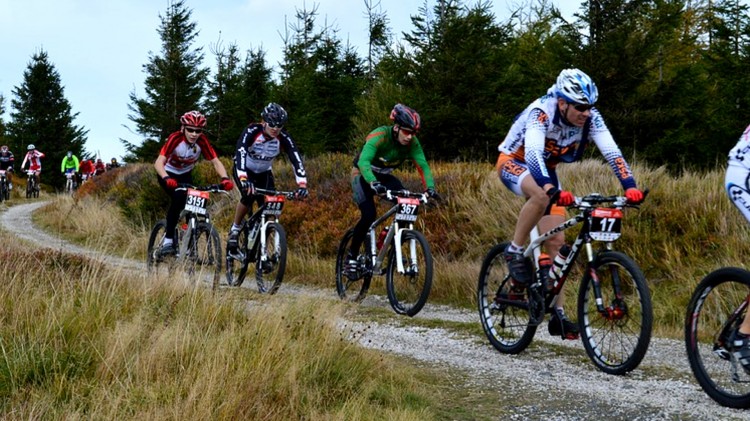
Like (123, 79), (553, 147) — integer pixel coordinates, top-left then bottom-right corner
(21, 150), (45, 172)
(159, 132), (218, 175)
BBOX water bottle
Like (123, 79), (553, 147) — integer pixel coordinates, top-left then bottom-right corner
(548, 244), (571, 286)
(537, 253), (552, 289)
(376, 226), (390, 250)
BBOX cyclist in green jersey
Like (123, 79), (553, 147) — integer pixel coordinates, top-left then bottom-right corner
(346, 104), (440, 272)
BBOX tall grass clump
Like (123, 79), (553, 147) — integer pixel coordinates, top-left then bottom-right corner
(0, 239), (440, 419)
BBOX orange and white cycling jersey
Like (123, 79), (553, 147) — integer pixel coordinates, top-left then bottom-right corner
(498, 86), (636, 191)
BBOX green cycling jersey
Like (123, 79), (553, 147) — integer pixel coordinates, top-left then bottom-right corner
(356, 125), (435, 189)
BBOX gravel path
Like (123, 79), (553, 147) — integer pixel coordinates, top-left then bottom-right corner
(3, 201), (750, 420)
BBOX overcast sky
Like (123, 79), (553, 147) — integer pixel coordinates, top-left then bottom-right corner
(0, 0), (578, 160)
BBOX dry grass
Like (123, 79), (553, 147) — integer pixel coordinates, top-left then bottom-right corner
(0, 235), (441, 419)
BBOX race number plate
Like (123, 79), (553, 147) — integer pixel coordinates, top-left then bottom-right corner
(263, 195), (285, 216)
(395, 197), (420, 222)
(590, 208), (622, 241)
(184, 189), (209, 215)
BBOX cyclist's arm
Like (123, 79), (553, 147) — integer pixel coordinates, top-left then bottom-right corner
(279, 132), (308, 187)
(73, 156), (79, 172)
(209, 157), (229, 179)
(589, 114), (637, 190)
(357, 129), (388, 184)
(523, 108), (554, 190)
(408, 138), (435, 190)
(154, 155), (169, 179)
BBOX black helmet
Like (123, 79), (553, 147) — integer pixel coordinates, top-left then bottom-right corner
(261, 103), (288, 128)
(389, 104), (421, 132)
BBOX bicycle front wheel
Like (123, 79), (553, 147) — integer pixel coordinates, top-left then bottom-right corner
(335, 228), (371, 302)
(146, 219), (170, 277)
(225, 222), (250, 287)
(685, 267), (750, 408)
(255, 222), (286, 294)
(578, 251), (652, 375)
(187, 222), (222, 290)
(385, 229), (432, 316)
(477, 242), (537, 354)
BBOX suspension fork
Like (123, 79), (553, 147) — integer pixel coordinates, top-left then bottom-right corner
(393, 222), (417, 275)
(178, 215), (196, 258)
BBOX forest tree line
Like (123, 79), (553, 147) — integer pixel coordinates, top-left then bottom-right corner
(1, 0), (749, 190)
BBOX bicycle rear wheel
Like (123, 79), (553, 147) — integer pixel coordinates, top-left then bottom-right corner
(146, 219), (171, 277)
(226, 222), (250, 287)
(577, 251), (652, 375)
(385, 229), (432, 316)
(255, 222), (286, 294)
(188, 222), (222, 290)
(685, 267), (750, 408)
(477, 242), (537, 354)
(335, 228), (371, 302)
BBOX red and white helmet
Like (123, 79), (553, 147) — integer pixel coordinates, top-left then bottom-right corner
(180, 110), (207, 127)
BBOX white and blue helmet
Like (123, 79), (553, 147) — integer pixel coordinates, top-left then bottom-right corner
(555, 68), (598, 105)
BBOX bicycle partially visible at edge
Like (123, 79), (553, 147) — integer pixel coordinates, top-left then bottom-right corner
(147, 184), (227, 289)
(685, 267), (750, 408)
(477, 192), (653, 374)
(335, 189), (434, 317)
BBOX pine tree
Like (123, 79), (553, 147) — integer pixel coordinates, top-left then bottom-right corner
(204, 42), (273, 156)
(6, 49), (87, 188)
(123, 0), (209, 161)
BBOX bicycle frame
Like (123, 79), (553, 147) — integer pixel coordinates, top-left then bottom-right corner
(240, 188), (295, 261)
(366, 190), (428, 276)
(521, 194), (634, 314)
(176, 187), (215, 257)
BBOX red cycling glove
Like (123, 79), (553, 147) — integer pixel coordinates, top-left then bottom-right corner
(220, 177), (234, 191)
(164, 177), (178, 189)
(557, 190), (574, 206)
(625, 188), (644, 204)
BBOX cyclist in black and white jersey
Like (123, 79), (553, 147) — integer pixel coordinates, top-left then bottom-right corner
(725, 124), (750, 370)
(0, 145), (15, 190)
(226, 103), (308, 253)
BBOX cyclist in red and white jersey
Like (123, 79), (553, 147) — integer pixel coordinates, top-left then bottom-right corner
(154, 110), (234, 255)
(496, 68), (644, 339)
(21, 144), (45, 187)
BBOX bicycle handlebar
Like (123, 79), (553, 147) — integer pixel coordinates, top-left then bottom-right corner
(253, 187), (299, 200)
(382, 189), (430, 204)
(573, 188), (650, 209)
(175, 184), (229, 194)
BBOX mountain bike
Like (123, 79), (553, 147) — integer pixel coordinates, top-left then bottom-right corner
(0, 170), (9, 202)
(64, 171), (75, 194)
(335, 189), (434, 317)
(685, 267), (750, 408)
(477, 192), (653, 375)
(25, 170), (39, 198)
(225, 187), (300, 294)
(147, 184), (226, 289)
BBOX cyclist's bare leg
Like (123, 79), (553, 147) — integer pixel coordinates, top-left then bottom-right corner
(538, 214), (565, 306)
(232, 202), (250, 227)
(511, 176), (549, 247)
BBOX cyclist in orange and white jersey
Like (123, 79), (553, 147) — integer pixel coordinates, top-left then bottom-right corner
(496, 68), (644, 339)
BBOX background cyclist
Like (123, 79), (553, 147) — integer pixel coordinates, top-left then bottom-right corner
(346, 103), (439, 273)
(154, 110), (233, 255)
(226, 103), (308, 254)
(21, 144), (45, 190)
(0, 145), (15, 190)
(61, 151), (79, 188)
(496, 68), (644, 339)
